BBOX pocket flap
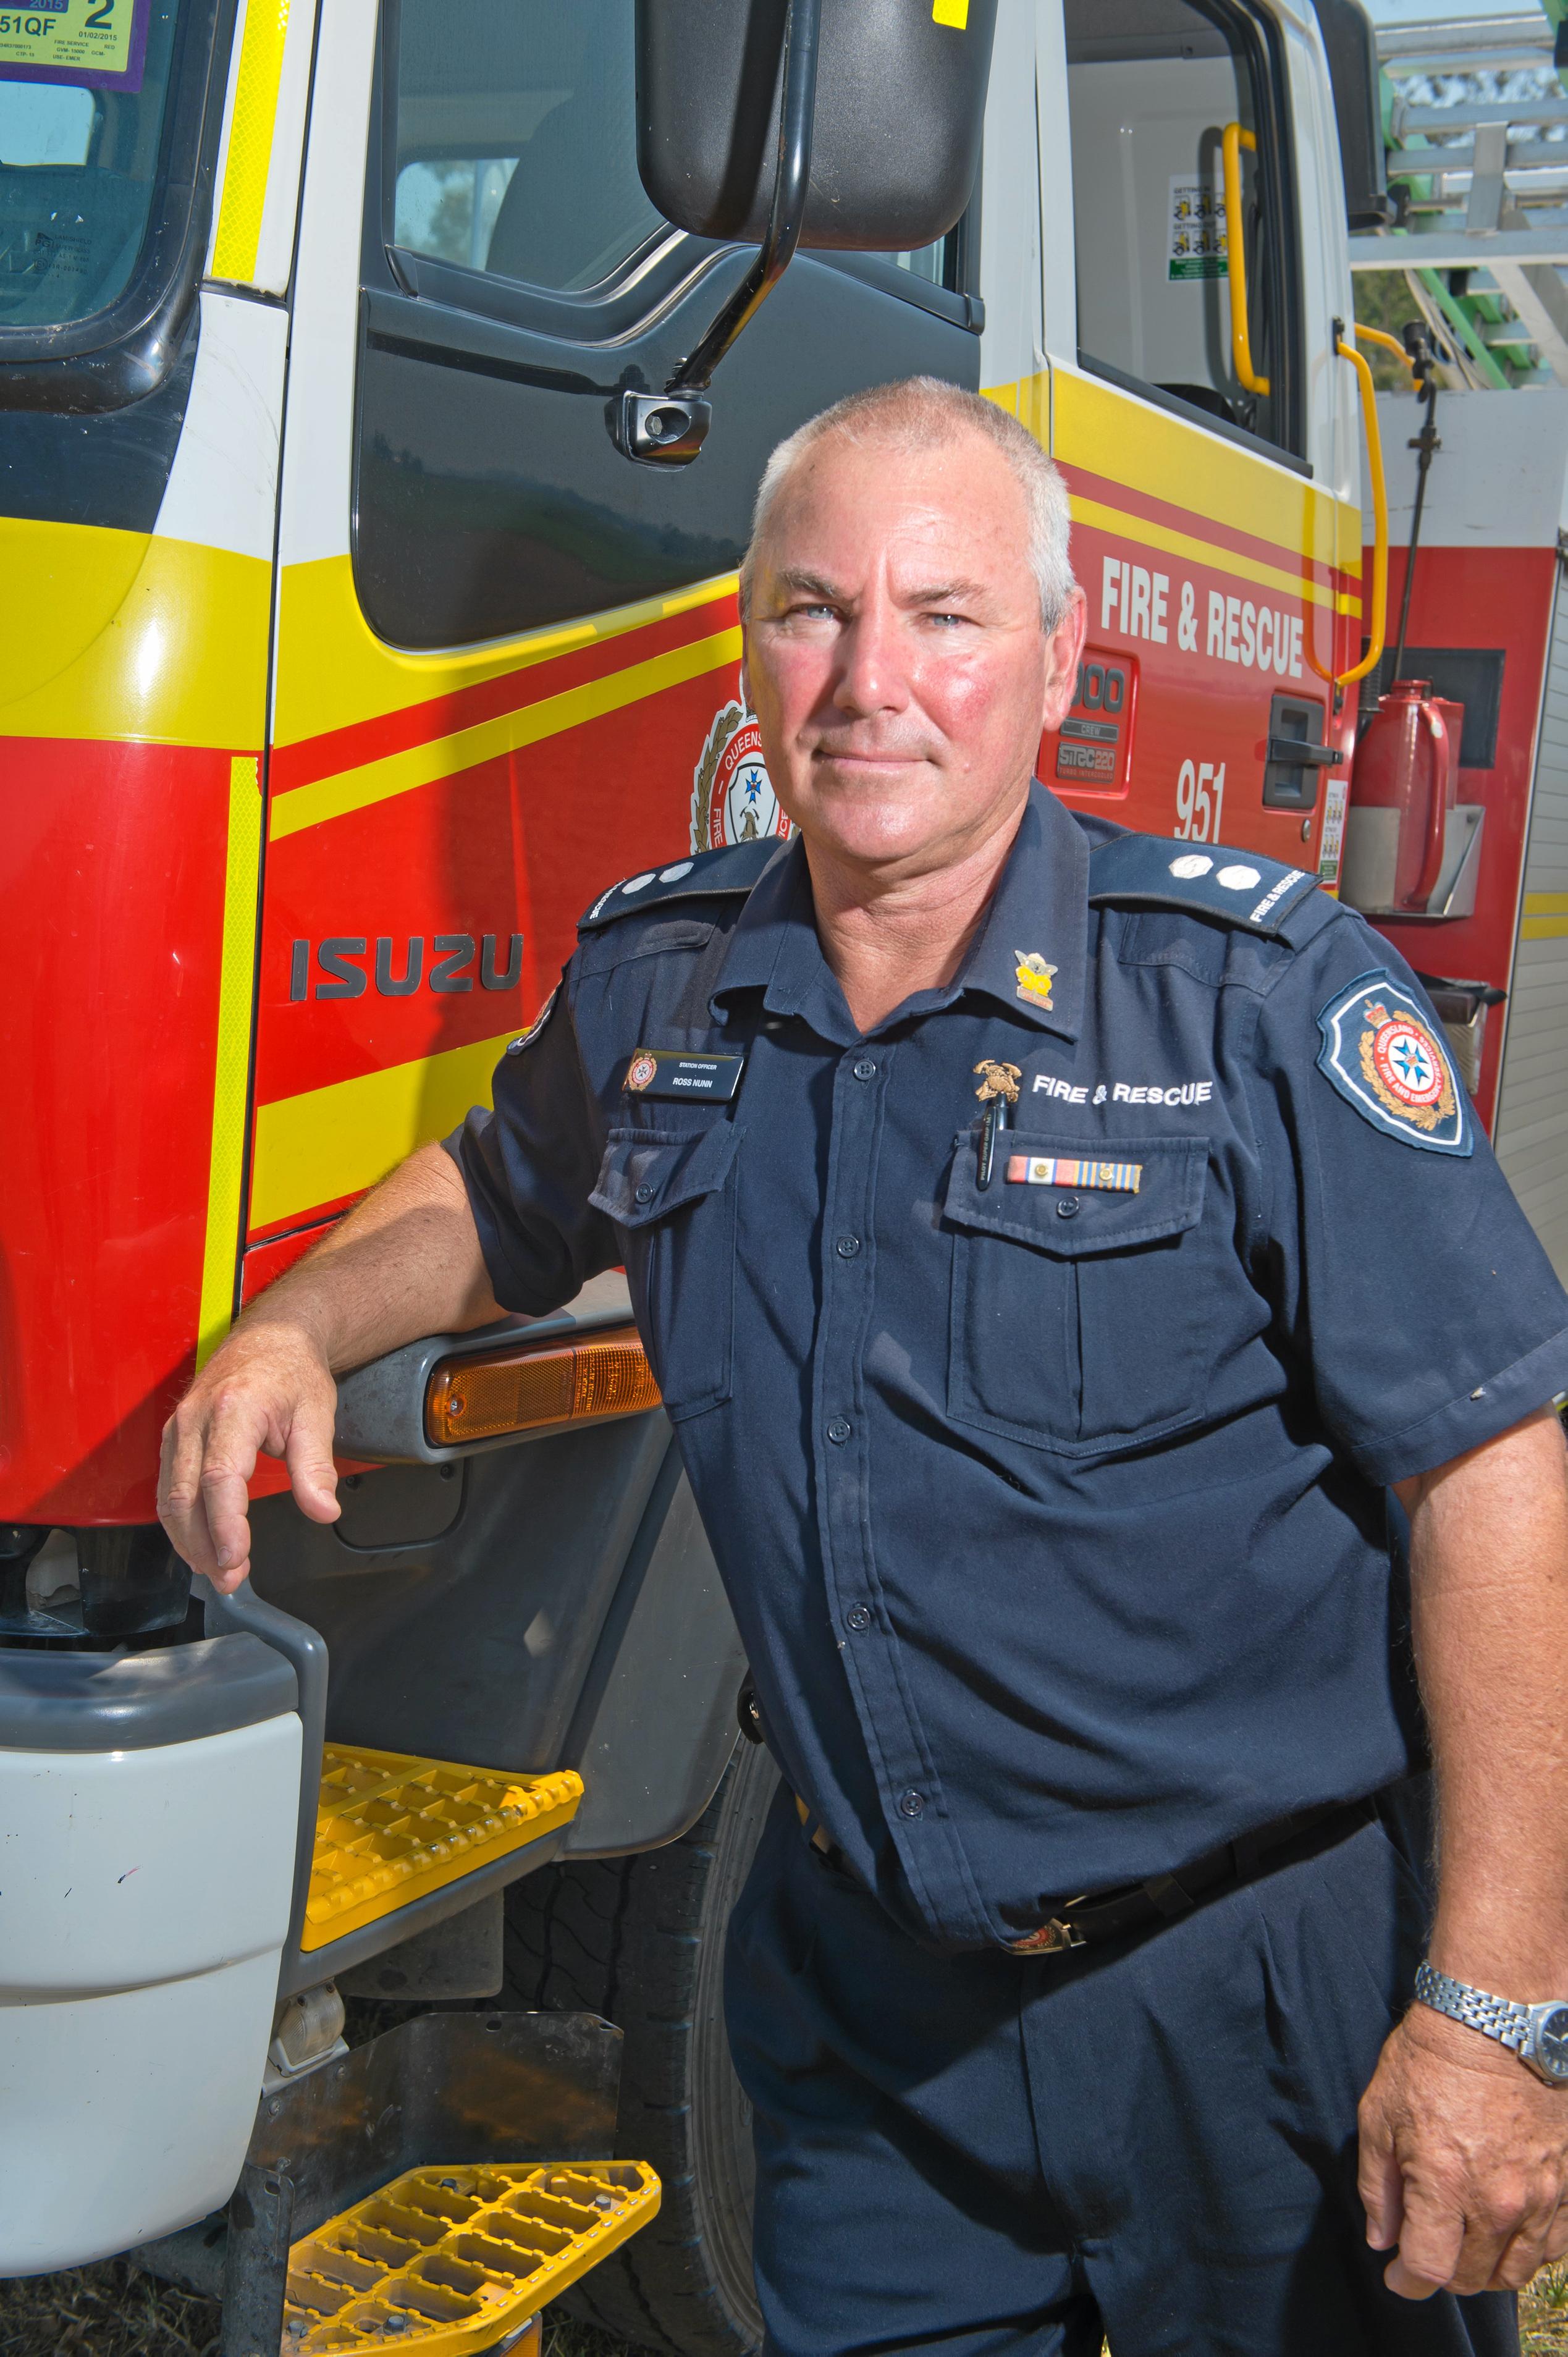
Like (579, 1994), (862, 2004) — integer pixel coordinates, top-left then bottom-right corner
(943, 1129), (1207, 1255)
(591, 1121), (744, 1229)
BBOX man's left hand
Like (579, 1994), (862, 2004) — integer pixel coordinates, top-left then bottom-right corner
(1360, 2001), (1568, 2296)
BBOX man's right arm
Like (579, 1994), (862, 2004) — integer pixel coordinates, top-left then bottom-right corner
(159, 1141), (501, 1594)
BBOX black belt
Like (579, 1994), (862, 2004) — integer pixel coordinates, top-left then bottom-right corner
(1006, 1795), (1378, 1955)
(793, 1790), (1376, 1957)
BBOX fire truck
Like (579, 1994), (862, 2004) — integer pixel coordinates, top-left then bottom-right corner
(2, 3), (1565, 2353)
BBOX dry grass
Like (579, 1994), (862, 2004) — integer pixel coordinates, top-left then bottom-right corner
(0, 2264), (625, 2356)
(1524, 2263), (1568, 2353)
(9, 2257), (1568, 2353)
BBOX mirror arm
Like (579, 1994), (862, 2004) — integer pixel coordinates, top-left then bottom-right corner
(616, 0), (822, 465)
(672, 0), (821, 394)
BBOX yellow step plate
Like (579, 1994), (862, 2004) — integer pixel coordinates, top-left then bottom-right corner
(284, 2160), (660, 2355)
(303, 1746), (584, 1950)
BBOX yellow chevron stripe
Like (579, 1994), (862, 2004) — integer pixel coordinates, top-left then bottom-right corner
(1050, 366), (1361, 578)
(269, 625), (744, 843)
(274, 559), (741, 753)
(1069, 492), (1359, 617)
(211, 0), (291, 284)
(196, 757), (265, 1365)
(1525, 892), (1568, 914)
(0, 523), (270, 749)
(250, 1029), (520, 1234)
(1522, 914), (1568, 940)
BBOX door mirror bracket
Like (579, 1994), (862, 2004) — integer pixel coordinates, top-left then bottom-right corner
(615, 0), (821, 465)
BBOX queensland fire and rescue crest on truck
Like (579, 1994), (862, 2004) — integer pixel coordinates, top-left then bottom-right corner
(691, 694), (793, 853)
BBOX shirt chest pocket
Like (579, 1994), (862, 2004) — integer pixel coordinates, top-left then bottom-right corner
(943, 1130), (1216, 1456)
(590, 1120), (743, 1422)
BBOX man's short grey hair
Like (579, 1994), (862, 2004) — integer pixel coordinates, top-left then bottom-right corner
(738, 376), (1076, 630)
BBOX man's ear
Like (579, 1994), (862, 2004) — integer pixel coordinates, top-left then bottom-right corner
(1040, 588), (1088, 735)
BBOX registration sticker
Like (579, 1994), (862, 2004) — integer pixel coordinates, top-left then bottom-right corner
(0, 0), (150, 93)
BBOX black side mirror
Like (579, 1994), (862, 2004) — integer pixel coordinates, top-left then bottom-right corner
(1310, 0), (1395, 233)
(617, 0), (997, 465)
(638, 0), (996, 250)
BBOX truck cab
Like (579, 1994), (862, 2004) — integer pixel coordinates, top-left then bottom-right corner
(0, 6), (1464, 2351)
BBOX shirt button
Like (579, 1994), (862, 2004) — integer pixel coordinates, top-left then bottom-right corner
(853, 1059), (877, 1081)
(898, 1789), (925, 1819)
(826, 1418), (852, 1444)
(835, 1234), (861, 1259)
(1055, 1195), (1081, 1220)
(634, 1183), (655, 1204)
(845, 1603), (872, 1632)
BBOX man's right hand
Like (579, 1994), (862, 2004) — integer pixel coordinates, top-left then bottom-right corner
(159, 1318), (343, 1593)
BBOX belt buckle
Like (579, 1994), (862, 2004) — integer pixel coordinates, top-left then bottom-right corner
(1010, 1913), (1087, 1957)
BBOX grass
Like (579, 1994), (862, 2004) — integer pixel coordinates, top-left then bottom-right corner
(9, 2255), (1568, 2353)
(0, 2263), (626, 2356)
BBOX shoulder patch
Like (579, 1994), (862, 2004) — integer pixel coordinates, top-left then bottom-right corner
(1088, 832), (1319, 936)
(578, 837), (786, 934)
(1315, 968), (1472, 1155)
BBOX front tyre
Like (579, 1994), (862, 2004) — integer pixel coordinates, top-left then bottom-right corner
(504, 1741), (777, 2356)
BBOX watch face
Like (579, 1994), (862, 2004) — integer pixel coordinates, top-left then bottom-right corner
(1536, 2007), (1568, 2082)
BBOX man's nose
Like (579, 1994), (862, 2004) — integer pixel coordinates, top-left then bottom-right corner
(832, 602), (911, 718)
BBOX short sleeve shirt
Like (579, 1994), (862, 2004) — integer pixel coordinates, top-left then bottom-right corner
(450, 783), (1568, 1952)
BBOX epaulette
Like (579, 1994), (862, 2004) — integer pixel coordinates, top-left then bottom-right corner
(578, 837), (785, 934)
(1088, 830), (1327, 938)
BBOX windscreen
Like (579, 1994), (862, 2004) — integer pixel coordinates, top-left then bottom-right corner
(0, 1), (185, 328)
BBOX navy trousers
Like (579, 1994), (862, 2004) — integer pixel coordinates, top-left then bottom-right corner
(724, 1786), (1519, 2357)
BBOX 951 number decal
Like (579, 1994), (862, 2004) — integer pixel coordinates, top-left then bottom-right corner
(1174, 758), (1226, 842)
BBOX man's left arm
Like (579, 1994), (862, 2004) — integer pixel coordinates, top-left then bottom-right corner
(1360, 1404), (1568, 2298)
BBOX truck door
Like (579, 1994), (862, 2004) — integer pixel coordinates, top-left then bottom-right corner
(1037, 0), (1362, 871)
(250, 0), (988, 1281)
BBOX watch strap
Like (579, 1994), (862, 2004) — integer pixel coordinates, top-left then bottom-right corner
(1415, 1960), (1533, 2055)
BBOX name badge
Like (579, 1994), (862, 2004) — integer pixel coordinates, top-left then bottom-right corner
(623, 1047), (746, 1102)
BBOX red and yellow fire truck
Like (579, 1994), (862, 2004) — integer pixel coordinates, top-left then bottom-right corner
(2, 4), (1563, 2352)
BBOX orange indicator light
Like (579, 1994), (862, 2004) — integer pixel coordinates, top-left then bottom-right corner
(425, 1324), (662, 1446)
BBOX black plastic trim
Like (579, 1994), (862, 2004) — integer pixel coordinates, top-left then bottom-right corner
(0, 0), (240, 415)
(0, 1631), (295, 1751)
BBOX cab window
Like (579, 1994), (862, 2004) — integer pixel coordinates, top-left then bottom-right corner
(0, 1), (190, 329)
(1064, 0), (1299, 458)
(360, 2), (980, 650)
(391, 0), (662, 295)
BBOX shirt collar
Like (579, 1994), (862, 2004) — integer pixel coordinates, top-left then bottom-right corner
(710, 781), (1088, 1044)
(958, 780), (1087, 1042)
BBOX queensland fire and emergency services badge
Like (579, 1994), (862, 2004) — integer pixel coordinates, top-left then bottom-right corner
(1315, 969), (1471, 1155)
(691, 698), (792, 854)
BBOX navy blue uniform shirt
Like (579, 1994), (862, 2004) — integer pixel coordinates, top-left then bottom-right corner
(450, 783), (1568, 1952)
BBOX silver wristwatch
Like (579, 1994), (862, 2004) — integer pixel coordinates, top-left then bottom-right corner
(1414, 1961), (1568, 2086)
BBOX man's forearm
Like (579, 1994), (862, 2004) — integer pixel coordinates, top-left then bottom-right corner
(1399, 1407), (1568, 1992)
(243, 1140), (504, 1373)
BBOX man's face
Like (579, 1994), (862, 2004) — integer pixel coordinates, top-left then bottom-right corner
(743, 428), (1085, 875)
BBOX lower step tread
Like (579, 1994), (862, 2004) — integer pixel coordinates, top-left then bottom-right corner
(284, 2158), (660, 2353)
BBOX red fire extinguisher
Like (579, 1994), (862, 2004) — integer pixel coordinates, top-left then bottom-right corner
(1348, 680), (1462, 911)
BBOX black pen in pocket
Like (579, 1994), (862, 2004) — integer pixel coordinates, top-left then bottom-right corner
(977, 1089), (1011, 1189)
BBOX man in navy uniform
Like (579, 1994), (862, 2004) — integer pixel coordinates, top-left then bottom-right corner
(164, 379), (1568, 2355)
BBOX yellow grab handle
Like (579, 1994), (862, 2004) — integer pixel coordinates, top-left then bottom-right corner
(1222, 122), (1270, 395)
(1352, 323), (1417, 375)
(1334, 336), (1388, 688)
